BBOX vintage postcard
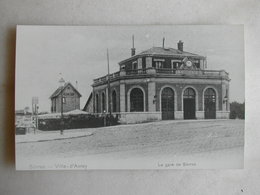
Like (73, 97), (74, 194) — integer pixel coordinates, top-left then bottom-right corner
(15, 25), (244, 170)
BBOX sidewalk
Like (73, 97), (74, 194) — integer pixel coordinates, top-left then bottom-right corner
(16, 128), (94, 143)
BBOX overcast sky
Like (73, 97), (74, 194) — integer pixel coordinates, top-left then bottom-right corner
(16, 25), (244, 112)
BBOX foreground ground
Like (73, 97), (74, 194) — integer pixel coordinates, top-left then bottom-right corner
(16, 120), (244, 169)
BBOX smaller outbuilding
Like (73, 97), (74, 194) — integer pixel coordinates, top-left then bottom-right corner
(50, 78), (82, 113)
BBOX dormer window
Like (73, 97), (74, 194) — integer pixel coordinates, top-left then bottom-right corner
(121, 65), (125, 71)
(193, 59), (200, 69)
(171, 60), (182, 69)
(154, 59), (165, 69)
(132, 61), (137, 70)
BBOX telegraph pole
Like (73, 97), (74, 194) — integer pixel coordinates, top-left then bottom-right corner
(107, 49), (112, 125)
(60, 84), (64, 135)
(61, 89), (64, 135)
(32, 97), (39, 134)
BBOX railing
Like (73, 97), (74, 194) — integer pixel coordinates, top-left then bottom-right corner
(93, 68), (229, 84)
(93, 71), (120, 83)
(156, 68), (176, 74)
(156, 68), (229, 77)
(125, 69), (147, 75)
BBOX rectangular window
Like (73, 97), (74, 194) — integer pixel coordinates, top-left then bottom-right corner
(193, 59), (200, 69)
(171, 60), (181, 69)
(132, 61), (137, 70)
(121, 65), (125, 71)
(62, 97), (66, 104)
(154, 59), (165, 69)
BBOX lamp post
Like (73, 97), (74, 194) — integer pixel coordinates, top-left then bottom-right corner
(103, 110), (107, 126)
(223, 95), (228, 104)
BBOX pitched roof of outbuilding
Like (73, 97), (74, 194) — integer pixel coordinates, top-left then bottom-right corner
(50, 82), (82, 99)
(119, 47), (205, 64)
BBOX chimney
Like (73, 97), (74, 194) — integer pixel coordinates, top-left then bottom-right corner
(131, 35), (136, 56)
(162, 37), (165, 48)
(59, 77), (65, 87)
(177, 40), (183, 51)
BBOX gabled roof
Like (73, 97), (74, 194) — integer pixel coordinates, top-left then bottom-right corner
(119, 47), (205, 64)
(50, 82), (82, 99)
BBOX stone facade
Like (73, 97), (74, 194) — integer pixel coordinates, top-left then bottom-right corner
(90, 42), (230, 124)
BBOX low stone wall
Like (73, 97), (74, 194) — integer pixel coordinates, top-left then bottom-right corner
(118, 112), (161, 124)
(174, 111), (184, 120)
(216, 111), (230, 119)
(114, 110), (229, 124)
(196, 111), (205, 119)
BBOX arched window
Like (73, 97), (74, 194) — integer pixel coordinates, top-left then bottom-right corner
(102, 92), (106, 113)
(204, 88), (216, 102)
(130, 88), (144, 112)
(204, 88), (216, 119)
(95, 94), (99, 113)
(183, 88), (195, 98)
(112, 90), (117, 112)
(161, 87), (175, 120)
(183, 87), (196, 119)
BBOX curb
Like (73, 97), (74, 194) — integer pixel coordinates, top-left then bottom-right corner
(16, 133), (94, 144)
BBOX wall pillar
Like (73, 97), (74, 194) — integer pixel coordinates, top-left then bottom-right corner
(227, 84), (230, 111)
(148, 82), (156, 112)
(137, 57), (142, 69)
(196, 111), (204, 119)
(120, 83), (126, 112)
(221, 82), (226, 111)
(146, 57), (152, 68)
(106, 88), (109, 113)
(175, 111), (184, 119)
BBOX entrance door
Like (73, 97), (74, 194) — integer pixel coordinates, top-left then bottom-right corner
(183, 88), (196, 119)
(204, 88), (216, 119)
(161, 87), (174, 120)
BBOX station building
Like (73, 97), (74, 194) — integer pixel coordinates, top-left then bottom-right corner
(89, 40), (230, 124)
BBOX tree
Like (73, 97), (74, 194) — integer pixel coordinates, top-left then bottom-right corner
(229, 101), (245, 119)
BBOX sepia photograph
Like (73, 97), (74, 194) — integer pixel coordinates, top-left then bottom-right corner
(15, 25), (245, 170)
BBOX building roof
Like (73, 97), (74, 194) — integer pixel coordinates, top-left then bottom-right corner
(50, 82), (82, 99)
(83, 92), (92, 111)
(139, 47), (201, 56)
(119, 47), (205, 65)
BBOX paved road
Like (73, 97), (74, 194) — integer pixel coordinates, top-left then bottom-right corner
(16, 120), (244, 169)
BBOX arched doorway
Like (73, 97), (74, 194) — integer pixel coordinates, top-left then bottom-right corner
(183, 88), (196, 119)
(130, 88), (144, 112)
(161, 87), (175, 120)
(204, 88), (216, 119)
(112, 90), (117, 112)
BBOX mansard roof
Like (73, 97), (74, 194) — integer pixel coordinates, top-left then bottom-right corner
(50, 82), (82, 99)
(119, 47), (205, 65)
